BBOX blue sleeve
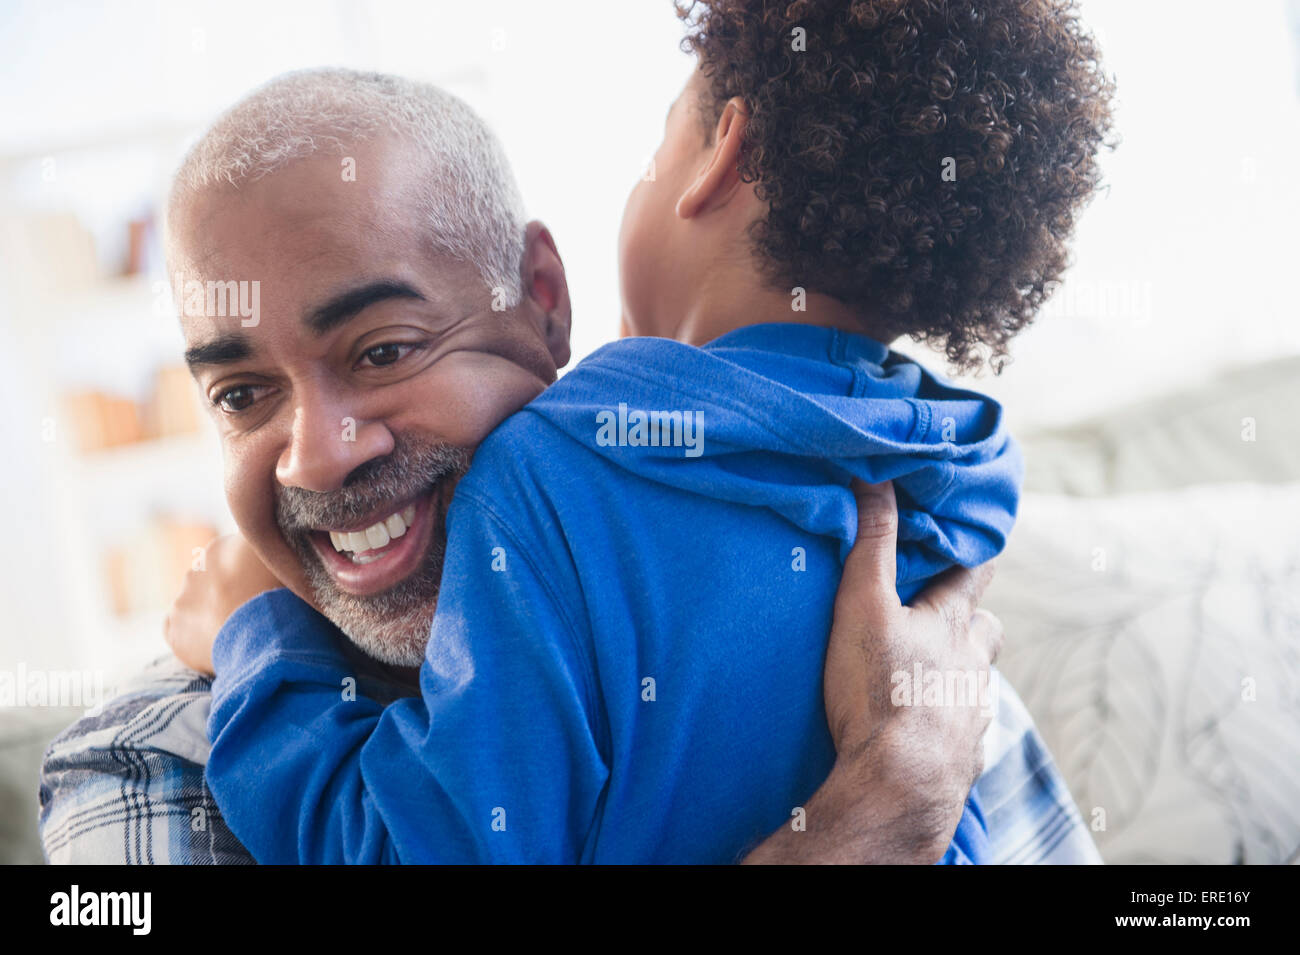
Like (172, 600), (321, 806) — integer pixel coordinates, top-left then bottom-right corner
(206, 493), (609, 864)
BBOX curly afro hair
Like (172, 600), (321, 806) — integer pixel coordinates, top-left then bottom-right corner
(677, 0), (1117, 373)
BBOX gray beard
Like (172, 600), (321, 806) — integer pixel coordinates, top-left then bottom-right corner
(274, 440), (471, 667)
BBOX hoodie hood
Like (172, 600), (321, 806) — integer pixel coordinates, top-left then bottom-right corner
(525, 322), (1023, 602)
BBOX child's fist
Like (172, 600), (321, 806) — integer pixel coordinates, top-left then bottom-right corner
(164, 533), (283, 675)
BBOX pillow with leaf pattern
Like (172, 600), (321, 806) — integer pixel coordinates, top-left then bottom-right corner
(986, 482), (1300, 864)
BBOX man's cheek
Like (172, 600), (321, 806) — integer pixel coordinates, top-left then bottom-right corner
(414, 355), (548, 446)
(221, 451), (313, 603)
(222, 449), (265, 541)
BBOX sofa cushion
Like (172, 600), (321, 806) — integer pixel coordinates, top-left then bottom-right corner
(1018, 356), (1300, 496)
(986, 481), (1300, 863)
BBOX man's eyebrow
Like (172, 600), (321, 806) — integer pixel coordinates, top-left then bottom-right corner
(184, 335), (253, 369)
(306, 280), (426, 335)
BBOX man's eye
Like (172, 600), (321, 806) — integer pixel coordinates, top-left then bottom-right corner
(359, 343), (413, 368)
(214, 385), (257, 413)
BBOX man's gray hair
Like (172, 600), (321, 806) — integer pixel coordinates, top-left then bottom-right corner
(168, 67), (527, 304)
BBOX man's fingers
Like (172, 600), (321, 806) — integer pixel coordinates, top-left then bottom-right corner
(839, 479), (902, 619)
(908, 558), (995, 624)
(967, 608), (1005, 665)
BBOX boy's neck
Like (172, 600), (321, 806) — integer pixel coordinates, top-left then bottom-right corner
(672, 266), (894, 349)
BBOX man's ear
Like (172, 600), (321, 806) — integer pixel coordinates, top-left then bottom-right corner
(521, 220), (572, 369)
(675, 97), (749, 220)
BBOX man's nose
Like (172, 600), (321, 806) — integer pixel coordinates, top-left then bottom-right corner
(275, 396), (394, 493)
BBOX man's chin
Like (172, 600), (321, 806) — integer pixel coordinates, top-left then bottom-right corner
(291, 542), (443, 668)
(324, 597), (434, 668)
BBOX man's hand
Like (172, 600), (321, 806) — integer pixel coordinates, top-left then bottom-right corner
(744, 479), (1003, 864)
(164, 533), (283, 675)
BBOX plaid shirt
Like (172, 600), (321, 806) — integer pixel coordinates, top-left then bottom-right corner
(38, 656), (247, 865)
(39, 657), (1100, 864)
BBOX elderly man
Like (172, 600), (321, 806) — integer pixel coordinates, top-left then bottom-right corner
(40, 68), (1094, 864)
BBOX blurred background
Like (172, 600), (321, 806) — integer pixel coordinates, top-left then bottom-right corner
(1, 0), (1298, 864)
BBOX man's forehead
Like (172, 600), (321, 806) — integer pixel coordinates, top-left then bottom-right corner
(176, 136), (423, 249)
(169, 138), (494, 357)
(175, 192), (389, 279)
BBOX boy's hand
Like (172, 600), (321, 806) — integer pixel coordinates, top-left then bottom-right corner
(745, 479), (1003, 864)
(164, 533), (283, 675)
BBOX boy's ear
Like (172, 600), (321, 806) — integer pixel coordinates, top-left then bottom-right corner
(676, 97), (749, 220)
(521, 220), (572, 369)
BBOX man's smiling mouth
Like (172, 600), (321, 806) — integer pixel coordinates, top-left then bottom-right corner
(304, 483), (448, 597)
(274, 440), (470, 606)
(326, 503), (418, 564)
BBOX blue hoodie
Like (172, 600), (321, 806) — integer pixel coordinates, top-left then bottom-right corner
(207, 323), (1022, 864)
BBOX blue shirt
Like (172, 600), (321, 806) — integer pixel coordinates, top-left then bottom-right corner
(208, 323), (1023, 863)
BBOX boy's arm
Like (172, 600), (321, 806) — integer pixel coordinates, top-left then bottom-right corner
(204, 492), (607, 864)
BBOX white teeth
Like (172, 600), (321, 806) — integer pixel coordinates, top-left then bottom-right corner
(327, 505), (415, 554)
(365, 522), (390, 549)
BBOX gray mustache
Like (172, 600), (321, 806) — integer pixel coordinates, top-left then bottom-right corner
(274, 441), (471, 533)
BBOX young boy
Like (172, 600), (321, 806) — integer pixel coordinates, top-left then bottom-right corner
(200, 0), (1113, 862)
